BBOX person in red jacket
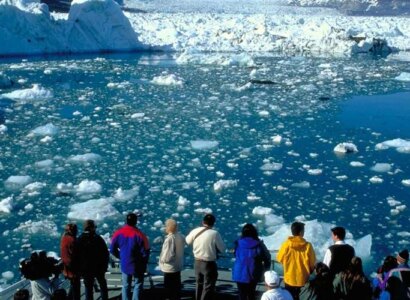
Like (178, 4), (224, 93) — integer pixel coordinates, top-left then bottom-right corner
(60, 223), (80, 300)
(110, 213), (150, 300)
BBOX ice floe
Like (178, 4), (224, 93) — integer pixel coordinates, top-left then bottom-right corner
(30, 123), (59, 136)
(151, 74), (184, 86)
(213, 179), (238, 192)
(14, 220), (59, 237)
(334, 142), (358, 154)
(375, 138), (410, 153)
(395, 72), (410, 82)
(4, 175), (32, 190)
(1, 84), (53, 101)
(68, 153), (102, 163)
(67, 198), (119, 220)
(0, 196), (13, 213)
(371, 163), (392, 173)
(190, 140), (219, 150)
(75, 179), (102, 195)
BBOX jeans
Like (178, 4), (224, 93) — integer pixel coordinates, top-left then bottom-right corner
(194, 260), (218, 300)
(83, 273), (108, 300)
(122, 273), (144, 300)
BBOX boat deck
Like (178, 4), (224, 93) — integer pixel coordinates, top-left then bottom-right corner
(1, 267), (268, 299)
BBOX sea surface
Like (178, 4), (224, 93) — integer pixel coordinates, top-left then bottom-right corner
(0, 53), (409, 286)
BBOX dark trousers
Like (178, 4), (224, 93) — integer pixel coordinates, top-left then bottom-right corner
(194, 260), (218, 300)
(83, 273), (108, 300)
(285, 283), (301, 300)
(237, 281), (257, 300)
(67, 276), (81, 300)
(164, 271), (181, 300)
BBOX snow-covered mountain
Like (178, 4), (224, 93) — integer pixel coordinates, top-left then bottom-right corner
(286, 0), (410, 15)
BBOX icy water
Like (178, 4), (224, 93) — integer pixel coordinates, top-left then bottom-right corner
(0, 53), (410, 286)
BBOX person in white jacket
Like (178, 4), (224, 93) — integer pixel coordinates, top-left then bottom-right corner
(159, 219), (185, 300)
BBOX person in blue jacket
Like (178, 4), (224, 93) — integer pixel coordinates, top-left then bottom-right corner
(110, 213), (150, 300)
(232, 223), (271, 300)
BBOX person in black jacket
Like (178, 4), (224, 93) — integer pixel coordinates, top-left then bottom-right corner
(77, 220), (109, 300)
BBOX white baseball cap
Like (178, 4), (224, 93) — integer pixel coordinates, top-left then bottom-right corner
(264, 271), (280, 287)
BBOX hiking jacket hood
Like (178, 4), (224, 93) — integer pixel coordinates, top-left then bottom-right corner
(277, 236), (316, 287)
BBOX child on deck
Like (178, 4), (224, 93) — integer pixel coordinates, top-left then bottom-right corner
(261, 271), (293, 300)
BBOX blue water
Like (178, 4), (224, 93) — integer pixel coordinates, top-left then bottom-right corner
(0, 53), (409, 286)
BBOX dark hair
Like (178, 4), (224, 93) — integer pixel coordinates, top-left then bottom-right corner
(342, 256), (366, 285)
(241, 223), (258, 240)
(64, 223), (77, 236)
(315, 262), (331, 276)
(331, 226), (346, 240)
(291, 222), (305, 236)
(83, 220), (96, 232)
(14, 289), (29, 300)
(380, 255), (398, 274)
(127, 213), (138, 226)
(203, 214), (216, 227)
(308, 262), (333, 297)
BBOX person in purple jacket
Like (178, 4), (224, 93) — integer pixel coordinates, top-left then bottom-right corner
(110, 213), (150, 300)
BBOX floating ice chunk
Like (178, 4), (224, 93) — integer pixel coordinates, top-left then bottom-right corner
(261, 219), (371, 261)
(40, 136), (53, 143)
(308, 169), (322, 175)
(31, 123), (59, 136)
(213, 179), (238, 192)
(350, 161), (365, 167)
(68, 153), (102, 163)
(252, 206), (273, 216)
(131, 113), (145, 119)
(14, 220), (58, 237)
(402, 180), (410, 187)
(190, 140), (219, 150)
(369, 176), (383, 184)
(23, 182), (46, 195)
(0, 124), (7, 133)
(1, 84), (53, 100)
(194, 208), (212, 214)
(264, 214), (285, 227)
(67, 198), (119, 221)
(0, 196), (13, 213)
(4, 175), (32, 190)
(334, 143), (358, 154)
(56, 182), (74, 195)
(113, 187), (139, 201)
(395, 72), (410, 82)
(247, 193), (261, 202)
(291, 181), (310, 189)
(272, 135), (282, 144)
(154, 220), (163, 228)
(75, 180), (102, 195)
(353, 234), (372, 259)
(260, 162), (283, 172)
(387, 197), (401, 207)
(375, 139), (410, 153)
(258, 110), (270, 117)
(35, 159), (54, 169)
(1, 271), (14, 281)
(151, 74), (184, 86)
(371, 163), (392, 173)
(177, 196), (190, 206)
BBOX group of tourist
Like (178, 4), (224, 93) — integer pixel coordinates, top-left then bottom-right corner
(14, 213), (410, 300)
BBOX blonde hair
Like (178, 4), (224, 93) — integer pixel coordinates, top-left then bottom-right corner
(165, 219), (178, 233)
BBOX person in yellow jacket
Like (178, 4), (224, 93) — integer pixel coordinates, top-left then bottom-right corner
(277, 221), (316, 300)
